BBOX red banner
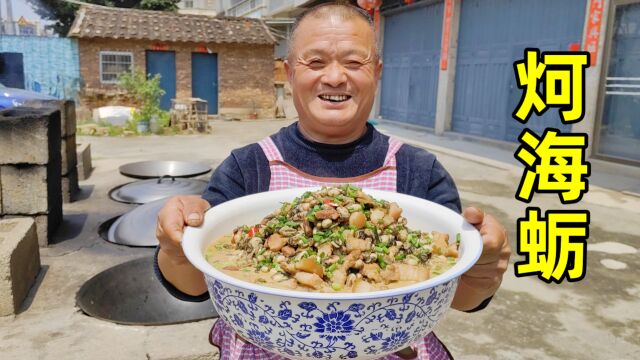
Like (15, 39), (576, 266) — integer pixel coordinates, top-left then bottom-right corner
(440, 0), (453, 70)
(150, 43), (169, 51)
(584, 0), (603, 66)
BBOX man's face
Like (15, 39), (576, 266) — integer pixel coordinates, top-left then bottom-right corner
(285, 15), (382, 135)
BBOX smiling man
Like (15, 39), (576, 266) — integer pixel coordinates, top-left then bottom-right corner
(286, 7), (382, 144)
(155, 3), (511, 360)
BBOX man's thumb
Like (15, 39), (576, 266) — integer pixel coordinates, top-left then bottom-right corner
(182, 198), (210, 227)
(463, 206), (484, 225)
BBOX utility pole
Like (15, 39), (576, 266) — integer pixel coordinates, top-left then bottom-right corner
(6, 0), (15, 35)
(0, 0), (4, 35)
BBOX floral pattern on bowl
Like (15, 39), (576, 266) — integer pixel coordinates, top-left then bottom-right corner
(183, 188), (483, 360)
(206, 276), (458, 359)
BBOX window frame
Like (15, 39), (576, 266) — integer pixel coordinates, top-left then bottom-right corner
(99, 51), (134, 84)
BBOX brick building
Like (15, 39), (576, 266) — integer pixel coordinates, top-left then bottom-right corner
(68, 5), (276, 118)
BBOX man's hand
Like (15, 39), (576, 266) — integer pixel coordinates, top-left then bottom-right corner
(156, 195), (211, 296)
(451, 207), (511, 311)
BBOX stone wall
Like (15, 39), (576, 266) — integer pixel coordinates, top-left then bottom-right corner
(76, 39), (275, 119)
(0, 218), (40, 316)
(0, 107), (63, 246)
(24, 100), (80, 203)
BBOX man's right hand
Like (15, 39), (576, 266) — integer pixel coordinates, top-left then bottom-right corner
(156, 195), (211, 295)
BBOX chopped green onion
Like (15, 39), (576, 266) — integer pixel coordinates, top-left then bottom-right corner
(302, 249), (316, 258)
(408, 234), (420, 248)
(331, 283), (342, 291)
(374, 245), (389, 254)
(395, 252), (406, 261)
(456, 233), (461, 246)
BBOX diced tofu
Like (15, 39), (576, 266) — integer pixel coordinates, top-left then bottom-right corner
(446, 244), (459, 257)
(346, 237), (371, 253)
(280, 262), (297, 275)
(331, 269), (348, 288)
(352, 278), (375, 293)
(266, 233), (287, 251)
(361, 263), (382, 283)
(380, 264), (400, 283)
(432, 231), (449, 255)
(315, 209), (340, 220)
(295, 271), (325, 290)
(281, 245), (296, 257)
(296, 258), (324, 277)
(395, 264), (430, 282)
(317, 243), (333, 258)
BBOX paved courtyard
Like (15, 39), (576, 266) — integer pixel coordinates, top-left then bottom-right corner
(0, 119), (638, 360)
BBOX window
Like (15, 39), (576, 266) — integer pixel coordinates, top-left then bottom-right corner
(19, 25), (36, 35)
(100, 51), (133, 84)
(184, 0), (194, 8)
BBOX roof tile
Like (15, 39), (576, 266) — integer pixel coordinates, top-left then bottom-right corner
(68, 5), (275, 45)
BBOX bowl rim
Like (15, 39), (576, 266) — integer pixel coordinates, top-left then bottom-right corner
(182, 187), (483, 300)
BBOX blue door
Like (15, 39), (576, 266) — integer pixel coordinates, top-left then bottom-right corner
(191, 53), (218, 114)
(596, 3), (640, 163)
(452, 0), (587, 142)
(146, 51), (176, 111)
(380, 2), (443, 128)
(0, 53), (25, 89)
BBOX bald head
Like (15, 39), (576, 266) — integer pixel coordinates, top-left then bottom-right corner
(287, 3), (379, 62)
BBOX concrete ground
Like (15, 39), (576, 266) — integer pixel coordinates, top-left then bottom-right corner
(0, 119), (638, 360)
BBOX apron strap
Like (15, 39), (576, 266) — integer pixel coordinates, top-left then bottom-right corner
(259, 136), (403, 166)
(383, 137), (404, 167)
(257, 136), (284, 162)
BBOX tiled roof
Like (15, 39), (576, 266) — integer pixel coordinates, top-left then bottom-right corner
(68, 5), (276, 45)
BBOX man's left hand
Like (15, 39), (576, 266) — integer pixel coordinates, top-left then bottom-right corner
(451, 207), (511, 311)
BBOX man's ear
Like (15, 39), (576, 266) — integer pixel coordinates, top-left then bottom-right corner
(284, 59), (294, 84)
(374, 59), (383, 82)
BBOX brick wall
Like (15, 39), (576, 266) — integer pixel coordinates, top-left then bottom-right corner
(77, 39), (275, 118)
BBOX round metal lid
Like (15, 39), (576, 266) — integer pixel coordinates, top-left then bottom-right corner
(109, 176), (207, 204)
(76, 256), (217, 325)
(98, 215), (121, 243)
(106, 198), (167, 247)
(119, 160), (211, 179)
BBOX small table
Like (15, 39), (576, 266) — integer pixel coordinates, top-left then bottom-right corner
(170, 98), (210, 133)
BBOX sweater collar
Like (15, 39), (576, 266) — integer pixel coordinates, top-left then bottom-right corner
(287, 122), (376, 154)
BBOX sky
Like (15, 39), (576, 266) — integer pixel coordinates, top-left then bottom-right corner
(2, 0), (52, 24)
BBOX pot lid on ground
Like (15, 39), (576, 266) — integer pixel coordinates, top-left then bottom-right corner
(76, 256), (217, 325)
(104, 198), (168, 247)
(109, 177), (207, 204)
(119, 160), (211, 179)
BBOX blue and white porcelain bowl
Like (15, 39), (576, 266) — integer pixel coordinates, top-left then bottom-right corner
(182, 188), (483, 360)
